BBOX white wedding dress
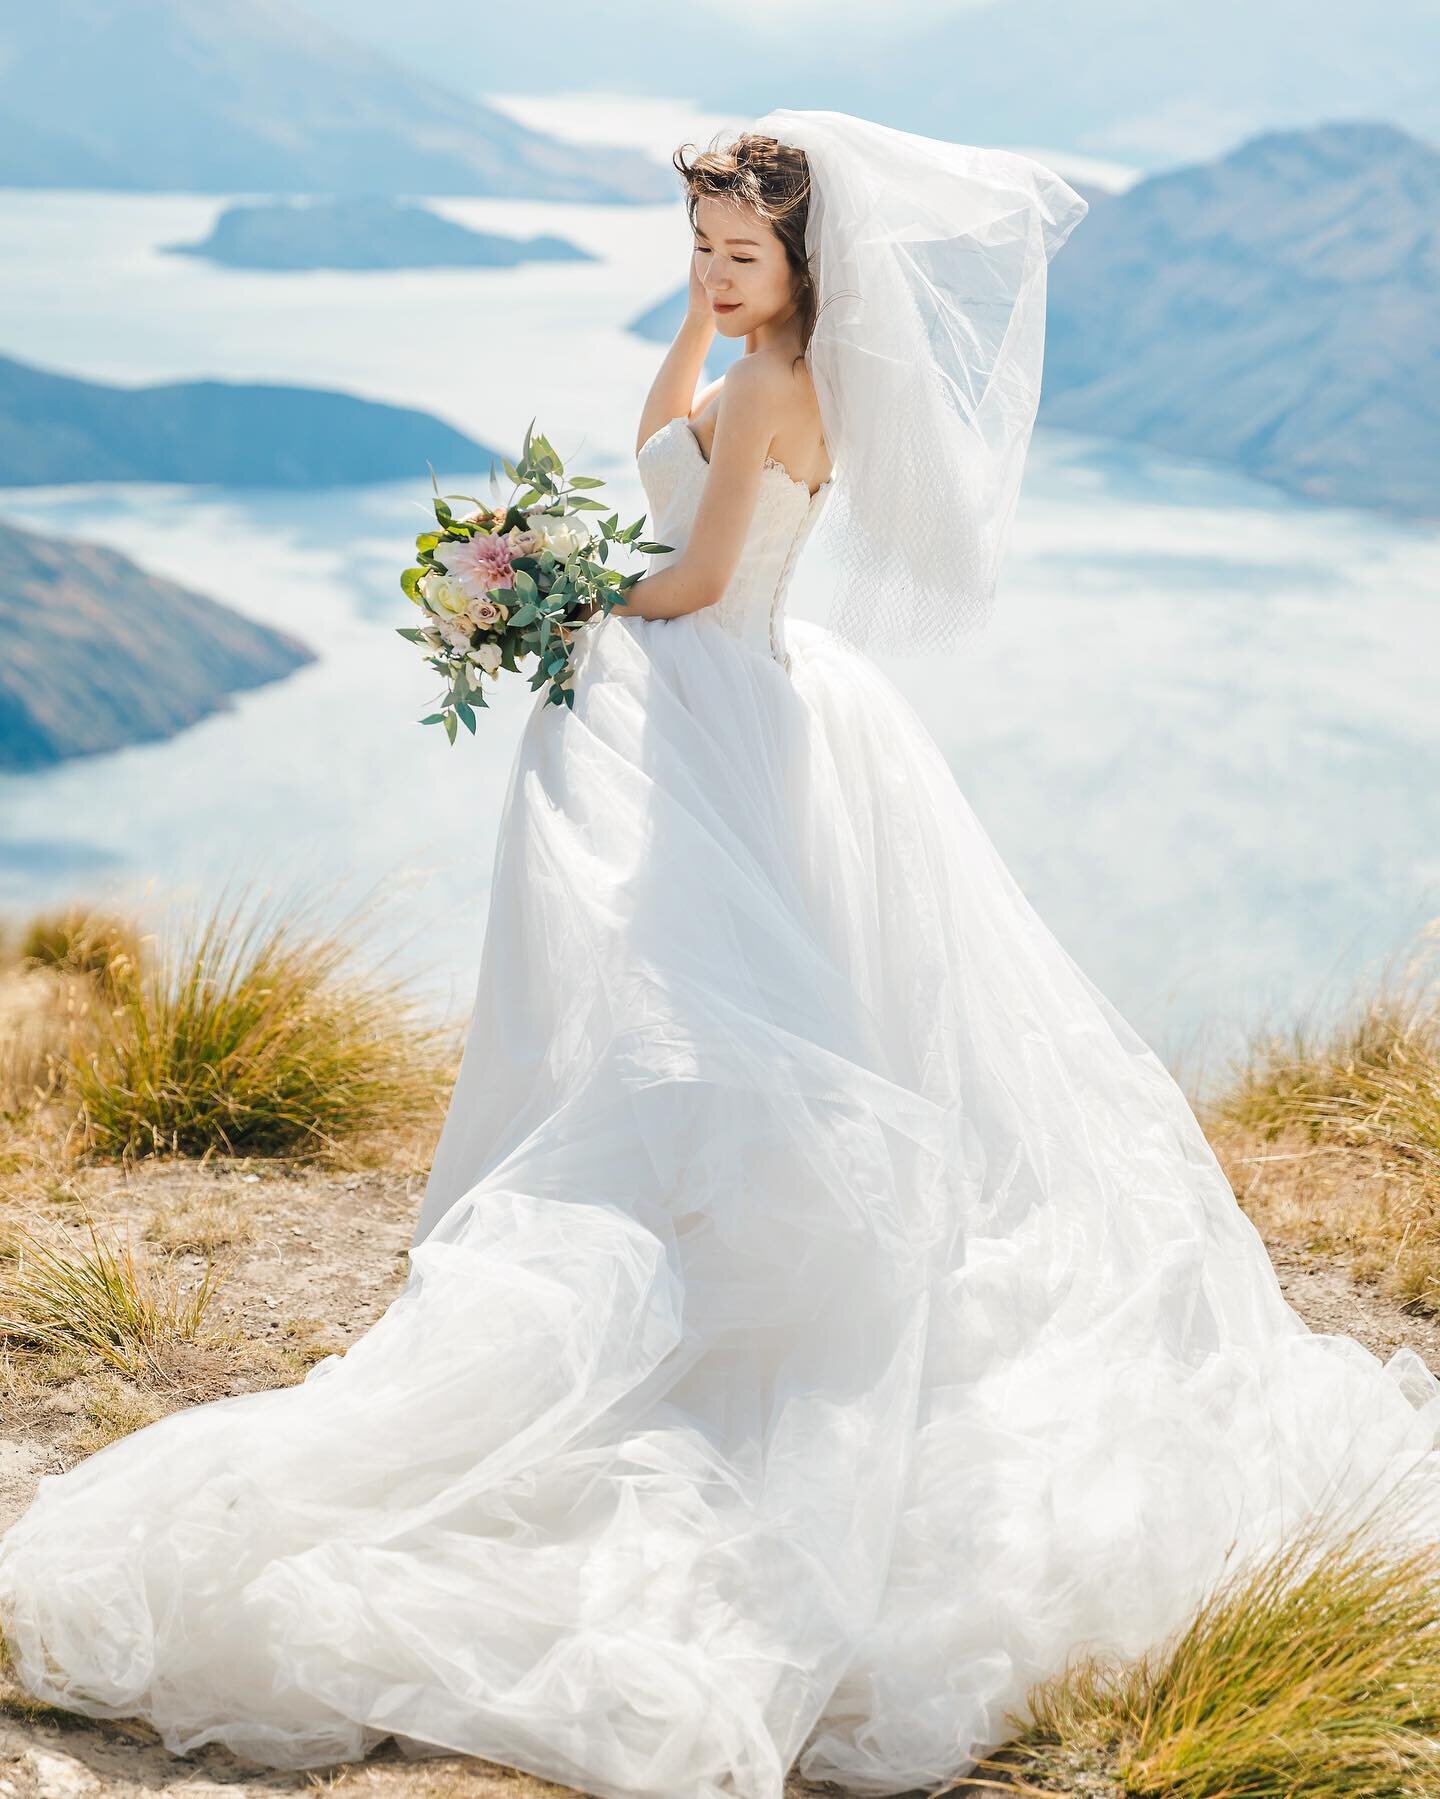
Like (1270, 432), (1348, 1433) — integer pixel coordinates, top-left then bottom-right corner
(4, 412), (1440, 1799)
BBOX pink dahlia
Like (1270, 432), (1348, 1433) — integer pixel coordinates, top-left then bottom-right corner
(435, 532), (516, 597)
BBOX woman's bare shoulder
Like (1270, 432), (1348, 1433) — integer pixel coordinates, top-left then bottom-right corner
(716, 351), (817, 427)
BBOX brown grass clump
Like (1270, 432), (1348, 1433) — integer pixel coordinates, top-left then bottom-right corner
(1, 882), (459, 1175)
(0, 1211), (225, 1382)
(944, 1467), (1440, 1798)
(1204, 916), (1440, 1310)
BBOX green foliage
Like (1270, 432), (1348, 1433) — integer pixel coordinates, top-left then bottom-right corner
(402, 423), (672, 734)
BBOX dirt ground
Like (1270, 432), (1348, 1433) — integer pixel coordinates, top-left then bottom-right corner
(3, 1151), (1439, 1799)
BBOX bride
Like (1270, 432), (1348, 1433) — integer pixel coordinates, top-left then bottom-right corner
(4, 108), (1440, 1799)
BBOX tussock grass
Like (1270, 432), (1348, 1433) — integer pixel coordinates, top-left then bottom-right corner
(143, 1187), (258, 1255)
(1210, 919), (1440, 1178)
(949, 1470), (1440, 1798)
(15, 904), (143, 997)
(0, 965), (82, 1125)
(61, 881), (454, 1161)
(1205, 917), (1440, 1309)
(0, 1212), (223, 1381)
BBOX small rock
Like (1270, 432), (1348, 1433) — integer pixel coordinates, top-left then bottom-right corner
(26, 1750), (97, 1798)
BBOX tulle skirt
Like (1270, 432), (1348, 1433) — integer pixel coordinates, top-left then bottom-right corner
(4, 604), (1440, 1798)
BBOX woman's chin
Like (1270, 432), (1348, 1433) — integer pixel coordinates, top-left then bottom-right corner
(711, 312), (746, 336)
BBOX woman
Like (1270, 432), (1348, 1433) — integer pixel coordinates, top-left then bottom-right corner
(3, 109), (1439, 1799)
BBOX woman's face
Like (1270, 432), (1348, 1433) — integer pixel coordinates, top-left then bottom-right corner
(692, 195), (794, 336)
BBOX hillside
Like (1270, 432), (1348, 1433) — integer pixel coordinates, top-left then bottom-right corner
(0, 0), (671, 203)
(0, 516), (315, 770)
(1041, 120), (1440, 521)
(0, 353), (497, 488)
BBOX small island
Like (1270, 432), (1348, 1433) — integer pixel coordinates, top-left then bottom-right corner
(0, 352), (500, 489)
(0, 515), (316, 771)
(165, 197), (598, 273)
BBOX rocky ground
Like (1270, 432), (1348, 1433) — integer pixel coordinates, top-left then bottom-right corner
(2, 1150), (1438, 1799)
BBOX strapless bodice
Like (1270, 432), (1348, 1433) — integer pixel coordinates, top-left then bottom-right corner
(635, 416), (831, 671)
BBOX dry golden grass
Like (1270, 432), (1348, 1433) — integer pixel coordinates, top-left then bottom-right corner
(65, 883), (456, 1161)
(0, 881), (460, 1170)
(945, 1469), (1440, 1798)
(0, 1210), (225, 1381)
(143, 1185), (259, 1255)
(14, 903), (144, 997)
(1205, 917), (1440, 1311)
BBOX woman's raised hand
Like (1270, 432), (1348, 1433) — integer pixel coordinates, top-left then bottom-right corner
(686, 247), (715, 325)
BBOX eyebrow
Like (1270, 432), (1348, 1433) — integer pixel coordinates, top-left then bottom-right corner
(694, 231), (761, 245)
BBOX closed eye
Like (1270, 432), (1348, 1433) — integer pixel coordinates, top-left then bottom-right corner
(694, 246), (755, 263)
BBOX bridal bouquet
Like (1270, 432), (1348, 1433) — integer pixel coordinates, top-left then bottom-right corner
(398, 422), (670, 736)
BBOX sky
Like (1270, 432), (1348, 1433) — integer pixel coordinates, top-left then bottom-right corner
(290, 0), (1440, 171)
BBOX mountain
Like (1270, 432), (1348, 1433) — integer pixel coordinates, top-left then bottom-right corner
(0, 353), (499, 488)
(164, 198), (597, 272)
(291, 0), (1440, 171)
(0, 0), (671, 202)
(1041, 120), (1440, 521)
(0, 516), (315, 771)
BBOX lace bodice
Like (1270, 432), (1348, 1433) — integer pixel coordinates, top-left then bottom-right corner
(635, 416), (831, 671)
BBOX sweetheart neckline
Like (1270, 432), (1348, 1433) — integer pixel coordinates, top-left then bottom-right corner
(642, 416), (833, 506)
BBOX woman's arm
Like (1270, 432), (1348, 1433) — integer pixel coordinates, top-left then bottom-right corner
(634, 252), (716, 457)
(687, 372), (726, 422)
(618, 352), (785, 622)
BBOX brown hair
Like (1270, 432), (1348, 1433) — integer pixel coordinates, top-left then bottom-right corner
(672, 131), (816, 367)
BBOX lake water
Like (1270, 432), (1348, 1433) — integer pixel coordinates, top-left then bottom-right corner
(1, 159), (1436, 1098)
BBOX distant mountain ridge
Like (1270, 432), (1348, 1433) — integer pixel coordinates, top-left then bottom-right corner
(0, 353), (498, 488)
(1041, 120), (1440, 521)
(0, 0), (671, 202)
(165, 198), (597, 272)
(0, 516), (315, 771)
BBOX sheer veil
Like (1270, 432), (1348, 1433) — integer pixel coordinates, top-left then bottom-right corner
(746, 108), (1089, 658)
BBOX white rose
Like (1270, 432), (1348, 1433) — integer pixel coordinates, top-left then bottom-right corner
(437, 615), (474, 652)
(524, 511), (589, 560)
(419, 570), (472, 618)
